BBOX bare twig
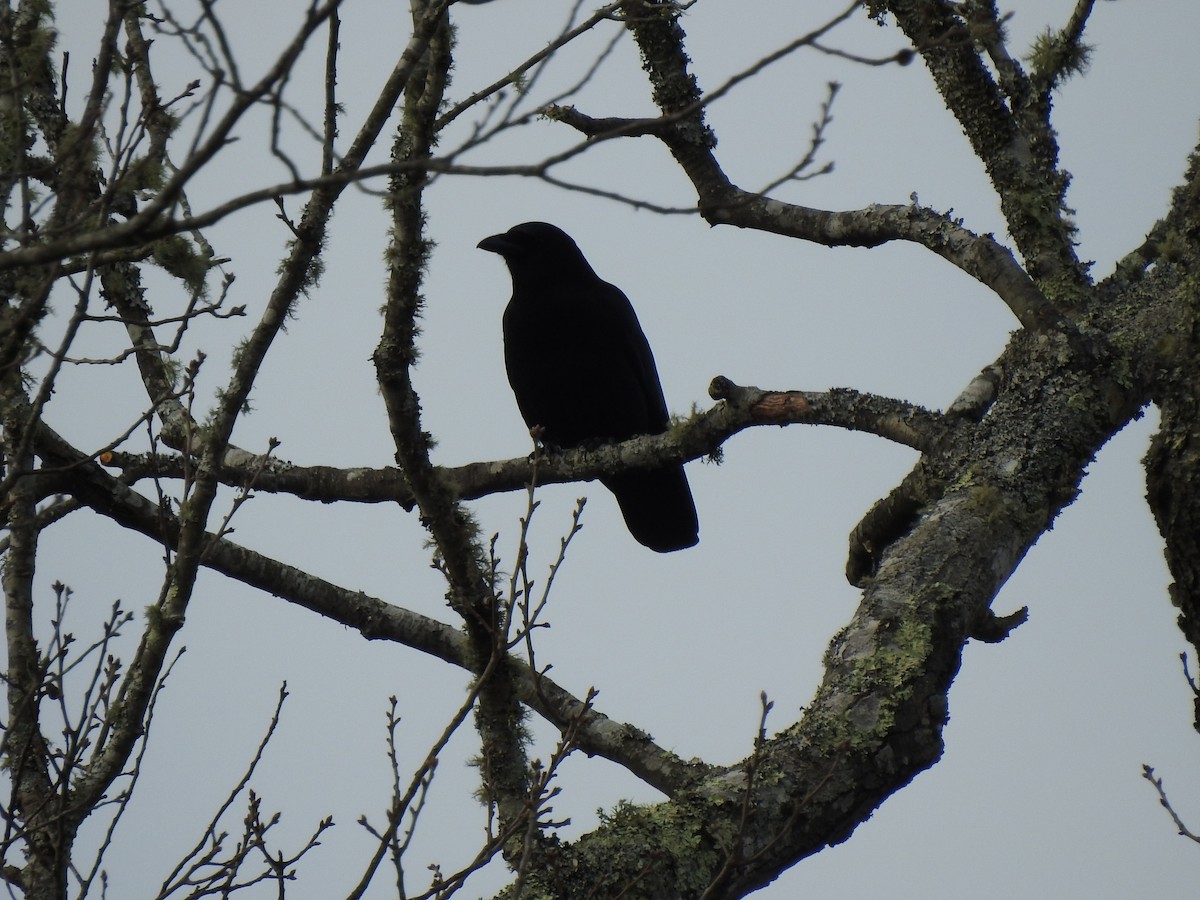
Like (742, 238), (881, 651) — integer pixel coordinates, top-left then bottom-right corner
(1142, 765), (1200, 845)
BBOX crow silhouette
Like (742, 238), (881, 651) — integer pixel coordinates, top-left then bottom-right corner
(478, 222), (698, 552)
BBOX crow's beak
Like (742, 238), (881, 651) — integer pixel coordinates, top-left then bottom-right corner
(477, 234), (513, 255)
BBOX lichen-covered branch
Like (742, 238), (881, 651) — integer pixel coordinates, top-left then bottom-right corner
(71, 0), (425, 822)
(504, 286), (1149, 900)
(871, 0), (1090, 302)
(0, 386), (63, 897)
(4, 2), (1199, 896)
(38, 422), (701, 797)
(372, 0), (537, 849)
(543, 3), (1063, 331)
(98, 378), (940, 510)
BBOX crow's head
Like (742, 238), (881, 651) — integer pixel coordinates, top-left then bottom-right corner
(477, 222), (594, 286)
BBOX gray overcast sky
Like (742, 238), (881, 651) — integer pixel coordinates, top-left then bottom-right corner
(36, 1), (1200, 896)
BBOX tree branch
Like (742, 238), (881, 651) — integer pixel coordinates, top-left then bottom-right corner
(35, 424), (703, 797)
(544, 4), (1065, 331)
(873, 0), (1089, 299)
(97, 379), (944, 508)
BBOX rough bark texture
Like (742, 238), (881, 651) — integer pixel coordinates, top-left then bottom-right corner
(485, 2), (1199, 895)
(1, 1), (1198, 897)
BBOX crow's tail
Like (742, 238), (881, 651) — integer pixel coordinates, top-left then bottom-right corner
(602, 465), (699, 553)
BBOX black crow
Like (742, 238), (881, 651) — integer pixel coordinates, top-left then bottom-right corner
(477, 222), (699, 552)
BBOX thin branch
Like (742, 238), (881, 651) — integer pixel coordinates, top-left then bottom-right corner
(544, 18), (1059, 329)
(697, 693), (774, 900)
(99, 378), (944, 511)
(434, 0), (627, 132)
(347, 650), (504, 899)
(703, 194), (1064, 332)
(36, 423), (704, 796)
(1028, 0), (1097, 96)
(879, 0), (1088, 293)
(1142, 765), (1200, 845)
(76, 646), (186, 898)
